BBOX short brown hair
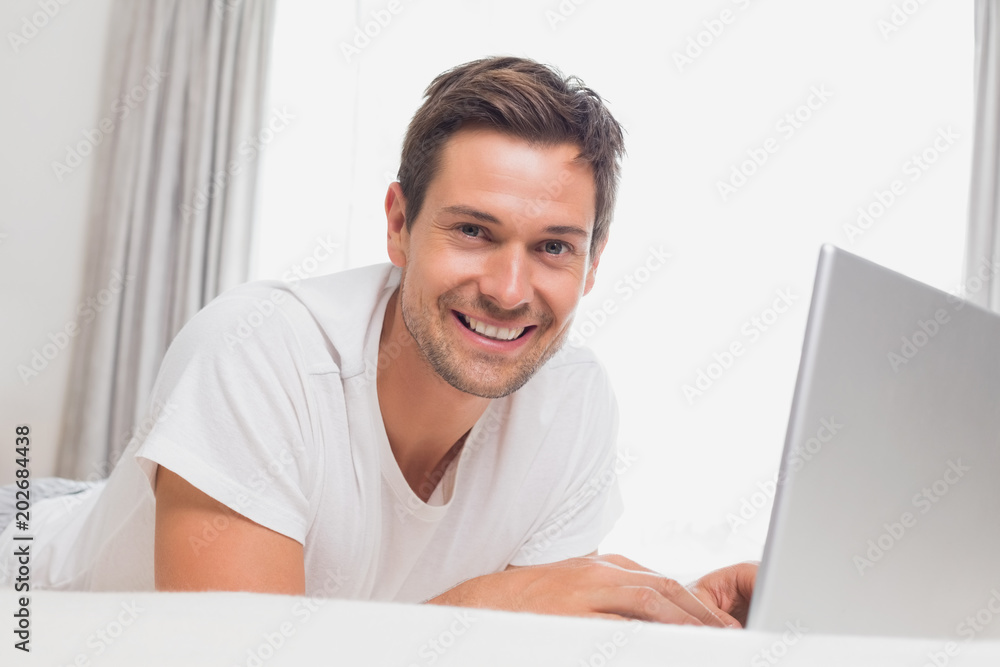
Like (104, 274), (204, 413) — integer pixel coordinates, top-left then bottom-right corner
(397, 56), (626, 258)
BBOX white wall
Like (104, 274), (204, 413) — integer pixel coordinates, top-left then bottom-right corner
(256, 0), (974, 579)
(0, 0), (116, 484)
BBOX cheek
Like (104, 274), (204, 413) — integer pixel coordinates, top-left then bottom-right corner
(425, 251), (486, 295)
(407, 267), (464, 310)
(542, 280), (585, 323)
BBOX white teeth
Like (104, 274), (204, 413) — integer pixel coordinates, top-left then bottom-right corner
(461, 315), (525, 341)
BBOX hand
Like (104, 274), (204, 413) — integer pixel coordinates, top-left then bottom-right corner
(427, 553), (737, 627)
(686, 561), (758, 628)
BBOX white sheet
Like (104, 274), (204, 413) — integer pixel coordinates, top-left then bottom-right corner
(5, 590), (1000, 666)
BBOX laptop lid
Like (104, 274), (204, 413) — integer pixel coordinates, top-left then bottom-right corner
(746, 244), (1000, 639)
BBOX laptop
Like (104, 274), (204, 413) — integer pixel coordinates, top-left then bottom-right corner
(745, 244), (1000, 639)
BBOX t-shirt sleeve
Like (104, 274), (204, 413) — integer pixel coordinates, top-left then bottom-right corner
(132, 285), (318, 544)
(508, 358), (625, 566)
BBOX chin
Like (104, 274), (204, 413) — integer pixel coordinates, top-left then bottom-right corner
(437, 364), (536, 399)
(442, 338), (568, 399)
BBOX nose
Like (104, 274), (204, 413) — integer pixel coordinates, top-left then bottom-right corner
(479, 245), (534, 312)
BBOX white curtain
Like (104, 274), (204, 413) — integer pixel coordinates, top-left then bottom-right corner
(56, 0), (277, 478)
(967, 0), (1000, 311)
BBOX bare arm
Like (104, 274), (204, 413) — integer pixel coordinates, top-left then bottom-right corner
(428, 552), (737, 627)
(153, 466), (305, 594)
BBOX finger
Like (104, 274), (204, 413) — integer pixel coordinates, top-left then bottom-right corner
(728, 563), (758, 626)
(594, 585), (707, 625)
(736, 561), (758, 598)
(690, 586), (742, 629)
(689, 563), (757, 627)
(716, 608), (742, 629)
(585, 559), (730, 628)
(708, 563), (758, 607)
(645, 575), (730, 628)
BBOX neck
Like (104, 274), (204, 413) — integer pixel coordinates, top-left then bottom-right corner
(376, 289), (489, 500)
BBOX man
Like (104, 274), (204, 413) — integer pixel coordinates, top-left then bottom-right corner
(1, 56), (755, 626)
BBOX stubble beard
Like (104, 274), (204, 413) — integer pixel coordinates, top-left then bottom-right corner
(397, 269), (567, 399)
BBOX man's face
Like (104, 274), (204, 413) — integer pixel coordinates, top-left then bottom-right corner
(385, 126), (602, 399)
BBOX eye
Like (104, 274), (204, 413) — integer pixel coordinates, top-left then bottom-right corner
(543, 240), (570, 255)
(459, 224), (482, 238)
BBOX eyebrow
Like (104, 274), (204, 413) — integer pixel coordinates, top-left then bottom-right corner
(440, 205), (590, 239)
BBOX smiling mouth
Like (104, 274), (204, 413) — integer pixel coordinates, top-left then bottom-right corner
(457, 312), (529, 342)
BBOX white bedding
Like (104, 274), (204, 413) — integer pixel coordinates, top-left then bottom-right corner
(5, 590), (1000, 666)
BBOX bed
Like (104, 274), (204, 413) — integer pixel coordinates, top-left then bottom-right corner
(6, 590), (1000, 665)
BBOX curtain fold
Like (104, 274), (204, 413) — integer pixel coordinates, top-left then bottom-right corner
(966, 0), (1000, 311)
(56, 0), (277, 478)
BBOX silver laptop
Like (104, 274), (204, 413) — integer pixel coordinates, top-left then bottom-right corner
(746, 244), (1000, 639)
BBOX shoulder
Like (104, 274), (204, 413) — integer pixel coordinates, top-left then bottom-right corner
(168, 263), (400, 376)
(160, 281), (311, 382)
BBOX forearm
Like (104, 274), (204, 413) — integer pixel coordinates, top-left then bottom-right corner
(426, 571), (510, 609)
(422, 555), (732, 627)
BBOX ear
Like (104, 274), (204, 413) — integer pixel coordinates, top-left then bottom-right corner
(385, 182), (409, 268)
(582, 236), (607, 297)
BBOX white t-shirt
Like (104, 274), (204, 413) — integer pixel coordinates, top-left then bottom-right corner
(0, 263), (623, 601)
